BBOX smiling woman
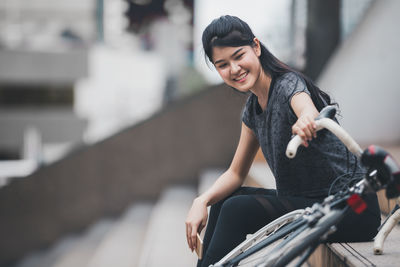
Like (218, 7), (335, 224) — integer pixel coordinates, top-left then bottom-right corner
(185, 15), (381, 267)
(212, 44), (268, 96)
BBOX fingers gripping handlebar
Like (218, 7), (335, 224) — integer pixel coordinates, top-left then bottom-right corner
(286, 105), (335, 158)
(286, 106), (363, 159)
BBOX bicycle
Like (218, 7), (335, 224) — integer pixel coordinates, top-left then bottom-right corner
(373, 199), (400, 255)
(210, 105), (400, 267)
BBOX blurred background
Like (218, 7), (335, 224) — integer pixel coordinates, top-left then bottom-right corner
(0, 0), (399, 267)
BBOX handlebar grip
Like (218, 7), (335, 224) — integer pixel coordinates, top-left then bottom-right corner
(286, 117), (363, 159)
(286, 135), (303, 159)
(285, 122), (326, 158)
(286, 105), (337, 159)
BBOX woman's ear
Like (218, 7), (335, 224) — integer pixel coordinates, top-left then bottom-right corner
(253, 37), (261, 57)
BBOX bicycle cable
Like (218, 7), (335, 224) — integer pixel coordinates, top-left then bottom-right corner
(328, 171), (366, 195)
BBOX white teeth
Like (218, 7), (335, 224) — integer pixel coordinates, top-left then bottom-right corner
(235, 72), (247, 81)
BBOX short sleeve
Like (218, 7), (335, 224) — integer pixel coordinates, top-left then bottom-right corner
(276, 72), (311, 121)
(280, 72), (311, 102)
(241, 94), (255, 129)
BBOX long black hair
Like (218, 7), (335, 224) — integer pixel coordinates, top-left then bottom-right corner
(202, 15), (334, 111)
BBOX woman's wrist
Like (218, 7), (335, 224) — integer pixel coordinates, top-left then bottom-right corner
(195, 195), (210, 207)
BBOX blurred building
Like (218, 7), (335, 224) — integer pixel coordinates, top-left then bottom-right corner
(76, 0), (199, 145)
(194, 0), (373, 84)
(0, 0), (198, 182)
(1, 0), (394, 184)
(319, 0), (400, 145)
(0, 0), (93, 181)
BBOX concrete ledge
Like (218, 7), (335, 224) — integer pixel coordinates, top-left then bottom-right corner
(308, 220), (400, 267)
(308, 244), (353, 267)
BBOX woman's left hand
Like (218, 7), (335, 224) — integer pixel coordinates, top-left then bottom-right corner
(292, 114), (317, 147)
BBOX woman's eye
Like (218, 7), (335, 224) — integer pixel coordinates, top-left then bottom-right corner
(218, 63), (227, 69)
(235, 53), (244, 60)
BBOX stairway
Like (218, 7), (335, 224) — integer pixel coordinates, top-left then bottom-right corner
(137, 186), (197, 267)
(12, 163), (269, 267)
(13, 186), (199, 267)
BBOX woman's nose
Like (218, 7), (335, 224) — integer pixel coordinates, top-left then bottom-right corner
(230, 62), (240, 74)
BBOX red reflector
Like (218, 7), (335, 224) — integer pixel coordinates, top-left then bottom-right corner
(368, 145), (375, 155)
(347, 194), (367, 214)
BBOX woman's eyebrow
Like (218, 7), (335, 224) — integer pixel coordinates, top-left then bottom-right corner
(231, 48), (244, 57)
(214, 48), (244, 65)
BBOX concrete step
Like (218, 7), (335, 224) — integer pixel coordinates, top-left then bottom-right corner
(137, 186), (198, 267)
(86, 203), (153, 267)
(14, 202), (153, 267)
(15, 219), (115, 267)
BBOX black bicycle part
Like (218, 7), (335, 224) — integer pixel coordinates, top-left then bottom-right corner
(361, 145), (400, 198)
(315, 105), (336, 120)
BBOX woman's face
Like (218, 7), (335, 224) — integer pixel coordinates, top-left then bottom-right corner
(211, 39), (262, 93)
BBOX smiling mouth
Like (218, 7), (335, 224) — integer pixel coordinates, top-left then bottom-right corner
(234, 72), (248, 82)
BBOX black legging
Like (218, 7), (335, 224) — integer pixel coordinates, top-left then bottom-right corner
(197, 187), (381, 267)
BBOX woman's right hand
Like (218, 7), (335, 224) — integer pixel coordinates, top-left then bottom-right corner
(185, 197), (209, 252)
(292, 114), (317, 147)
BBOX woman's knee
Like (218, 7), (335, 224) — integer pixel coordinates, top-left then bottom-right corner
(219, 195), (265, 223)
(221, 195), (249, 213)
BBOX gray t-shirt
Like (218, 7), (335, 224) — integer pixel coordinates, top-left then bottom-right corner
(242, 72), (362, 197)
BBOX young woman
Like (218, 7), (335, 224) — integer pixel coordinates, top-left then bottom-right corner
(185, 15), (381, 267)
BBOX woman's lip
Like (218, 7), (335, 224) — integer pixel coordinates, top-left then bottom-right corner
(234, 72), (248, 82)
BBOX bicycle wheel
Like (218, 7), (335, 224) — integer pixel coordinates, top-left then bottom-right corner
(212, 209), (305, 267)
(258, 209), (346, 267)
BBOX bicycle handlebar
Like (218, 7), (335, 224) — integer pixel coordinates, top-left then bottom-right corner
(286, 117), (363, 159)
(286, 105), (400, 199)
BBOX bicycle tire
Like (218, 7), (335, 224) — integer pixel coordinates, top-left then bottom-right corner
(211, 209), (305, 267)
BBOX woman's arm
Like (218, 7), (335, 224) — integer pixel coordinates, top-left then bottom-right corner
(198, 122), (260, 206)
(185, 122), (260, 251)
(290, 92), (319, 147)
